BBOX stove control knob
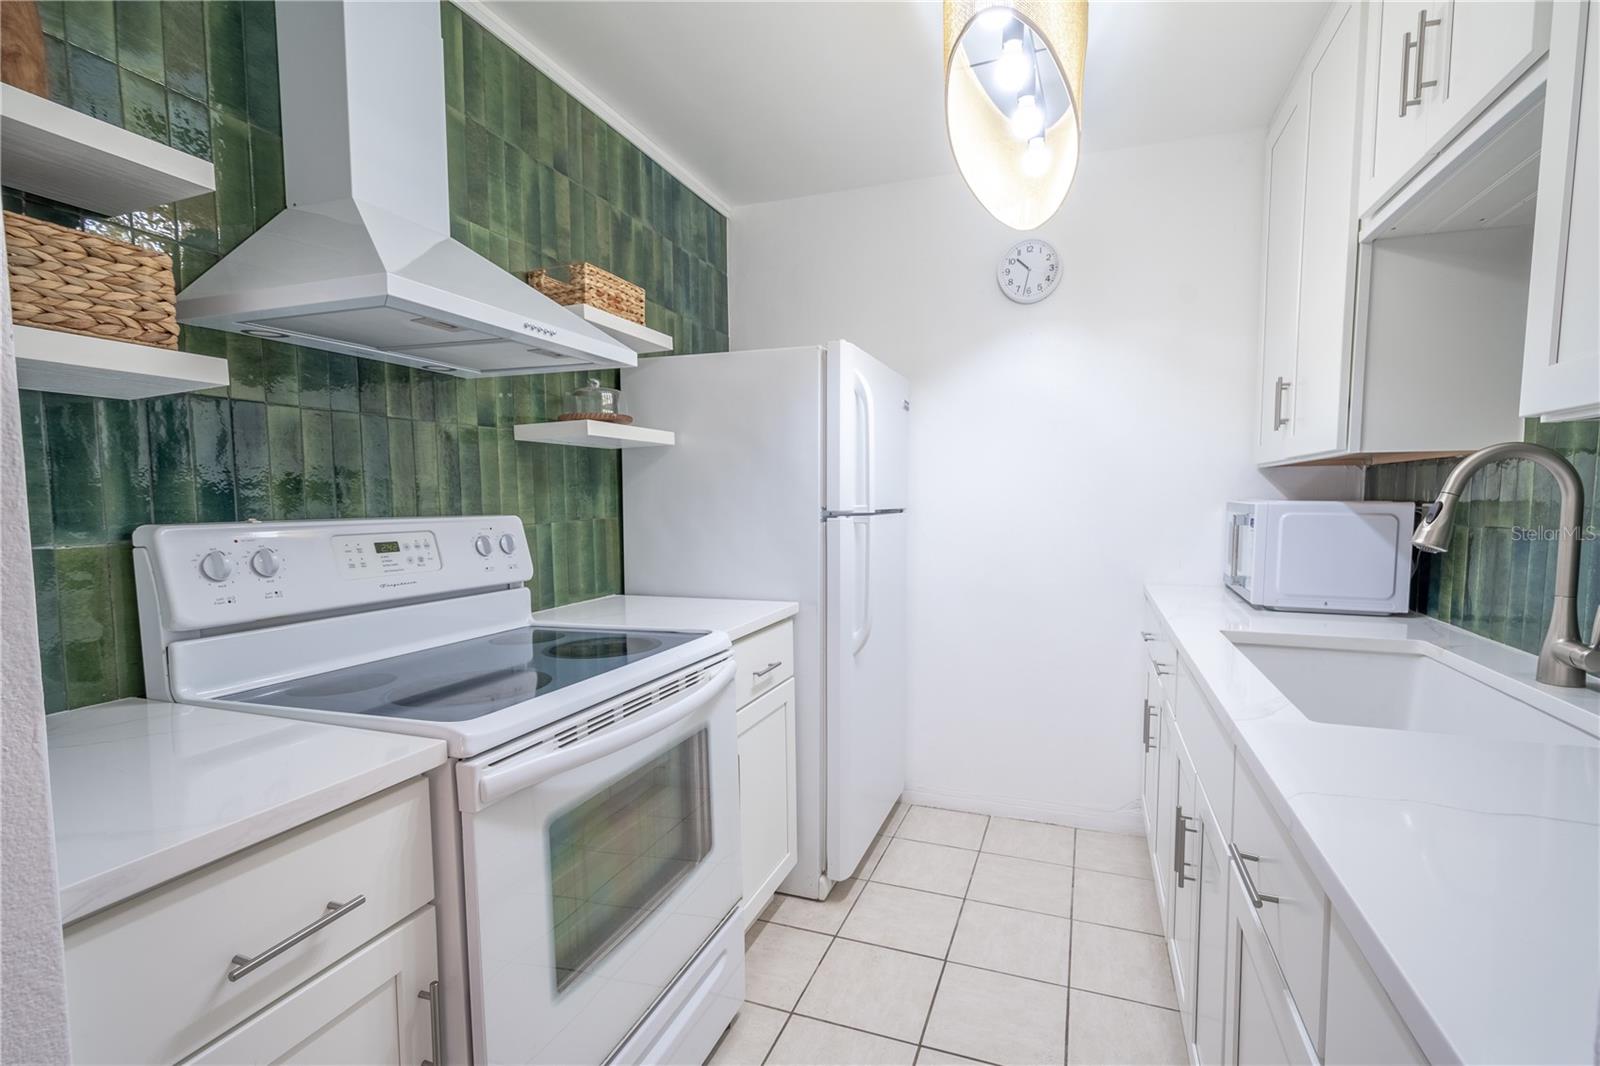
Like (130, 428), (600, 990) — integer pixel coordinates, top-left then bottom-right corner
(474, 534), (493, 557)
(199, 550), (233, 582)
(250, 548), (281, 578)
(498, 533), (516, 555)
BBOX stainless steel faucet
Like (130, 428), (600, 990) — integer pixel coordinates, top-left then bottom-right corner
(1411, 441), (1599, 688)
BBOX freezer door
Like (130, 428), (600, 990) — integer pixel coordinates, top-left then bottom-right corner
(824, 510), (908, 878)
(827, 341), (910, 513)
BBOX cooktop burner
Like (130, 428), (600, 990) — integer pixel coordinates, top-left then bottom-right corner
(226, 624), (703, 723)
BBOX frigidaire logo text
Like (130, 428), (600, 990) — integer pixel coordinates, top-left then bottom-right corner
(379, 580), (419, 591)
(521, 322), (557, 337)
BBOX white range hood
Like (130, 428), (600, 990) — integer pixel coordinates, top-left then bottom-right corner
(177, 1), (635, 377)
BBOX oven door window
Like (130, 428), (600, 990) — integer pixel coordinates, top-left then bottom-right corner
(548, 729), (712, 993)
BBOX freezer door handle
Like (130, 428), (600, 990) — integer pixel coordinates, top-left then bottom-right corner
(822, 508), (905, 520)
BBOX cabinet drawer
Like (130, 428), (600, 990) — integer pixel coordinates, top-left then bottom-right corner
(1139, 602), (1177, 701)
(733, 620), (795, 707)
(1230, 761), (1328, 1052)
(738, 678), (799, 925)
(65, 779), (434, 1065)
(1175, 665), (1235, 836)
(182, 906), (439, 1066)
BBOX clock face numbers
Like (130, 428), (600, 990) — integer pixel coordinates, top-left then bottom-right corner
(998, 239), (1060, 304)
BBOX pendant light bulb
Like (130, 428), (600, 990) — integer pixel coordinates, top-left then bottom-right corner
(994, 36), (1031, 92)
(1021, 135), (1051, 177)
(975, 6), (1015, 32)
(1010, 93), (1045, 140)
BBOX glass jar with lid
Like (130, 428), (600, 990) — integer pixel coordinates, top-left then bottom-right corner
(557, 377), (631, 424)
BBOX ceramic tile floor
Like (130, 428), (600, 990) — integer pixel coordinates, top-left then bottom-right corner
(708, 804), (1186, 1066)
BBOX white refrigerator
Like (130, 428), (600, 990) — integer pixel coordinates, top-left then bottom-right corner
(621, 340), (909, 899)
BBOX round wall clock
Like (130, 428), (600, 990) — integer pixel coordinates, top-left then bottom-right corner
(997, 238), (1060, 304)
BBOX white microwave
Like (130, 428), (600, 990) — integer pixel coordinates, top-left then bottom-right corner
(1224, 500), (1415, 615)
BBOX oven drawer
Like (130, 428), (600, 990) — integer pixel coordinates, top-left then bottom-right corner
(733, 620), (795, 707)
(65, 779), (434, 1065)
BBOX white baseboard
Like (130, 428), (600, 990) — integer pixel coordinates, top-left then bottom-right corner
(899, 786), (1145, 835)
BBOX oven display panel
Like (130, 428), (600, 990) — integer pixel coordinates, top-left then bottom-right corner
(332, 532), (441, 578)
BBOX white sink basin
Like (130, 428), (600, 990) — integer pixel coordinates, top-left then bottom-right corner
(1227, 634), (1598, 744)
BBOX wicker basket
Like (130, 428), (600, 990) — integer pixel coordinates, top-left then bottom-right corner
(4, 210), (179, 349)
(526, 261), (645, 325)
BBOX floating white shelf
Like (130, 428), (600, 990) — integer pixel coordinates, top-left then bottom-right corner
(13, 325), (229, 399)
(513, 420), (675, 449)
(571, 303), (673, 355)
(1, 85), (216, 215)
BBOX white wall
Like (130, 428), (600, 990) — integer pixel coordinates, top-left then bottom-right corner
(729, 129), (1358, 830)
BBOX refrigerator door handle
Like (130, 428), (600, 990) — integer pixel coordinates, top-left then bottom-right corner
(822, 508), (905, 520)
(851, 518), (872, 654)
(853, 370), (874, 511)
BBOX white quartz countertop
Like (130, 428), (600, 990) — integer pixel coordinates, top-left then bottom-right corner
(533, 594), (799, 641)
(49, 699), (446, 924)
(1145, 585), (1599, 1066)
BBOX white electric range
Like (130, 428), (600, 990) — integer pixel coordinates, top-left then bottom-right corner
(131, 516), (744, 1066)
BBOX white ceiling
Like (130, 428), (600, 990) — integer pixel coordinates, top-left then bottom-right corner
(481, 1), (1332, 209)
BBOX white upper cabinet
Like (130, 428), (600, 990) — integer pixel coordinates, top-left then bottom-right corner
(1359, 0), (1553, 215)
(1255, 4), (1366, 463)
(1523, 0), (1600, 421)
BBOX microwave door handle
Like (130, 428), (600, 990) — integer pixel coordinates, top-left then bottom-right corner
(1228, 515), (1243, 583)
(464, 661), (733, 811)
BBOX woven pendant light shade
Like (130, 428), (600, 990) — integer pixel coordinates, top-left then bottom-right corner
(944, 0), (1088, 229)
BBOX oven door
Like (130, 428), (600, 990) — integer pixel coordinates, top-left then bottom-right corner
(456, 658), (739, 1065)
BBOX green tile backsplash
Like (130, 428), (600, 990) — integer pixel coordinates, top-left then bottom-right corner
(1366, 419), (1600, 654)
(10, 1), (728, 712)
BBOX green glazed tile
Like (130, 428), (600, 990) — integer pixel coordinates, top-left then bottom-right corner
(261, 341), (299, 406)
(58, 547), (119, 707)
(108, 543), (143, 698)
(301, 409), (335, 519)
(358, 358), (389, 415)
(226, 332), (266, 402)
(168, 90), (211, 159)
(44, 35), (71, 106)
(44, 394), (104, 543)
(231, 400), (270, 520)
(461, 11), (483, 123)
(386, 364), (414, 420)
(413, 422), (440, 517)
(327, 354), (360, 412)
(66, 45), (122, 124)
(267, 403), (304, 519)
(478, 429), (501, 513)
(332, 411), (365, 517)
(410, 369), (437, 422)
(33, 550), (66, 713)
(64, 0), (115, 59)
(497, 428), (517, 516)
(298, 349), (331, 409)
(210, 109), (254, 251)
(439, 423), (463, 516)
(146, 392), (196, 521)
(241, 0), (280, 134)
(388, 419), (417, 516)
(176, 192), (219, 252)
(533, 522), (555, 609)
(204, 0), (247, 117)
(119, 69), (169, 143)
(189, 395), (237, 522)
(98, 399), (152, 540)
(162, 1), (207, 101)
(19, 390), (53, 546)
(442, 2), (464, 113)
(458, 426), (482, 514)
(250, 127), (285, 228)
(115, 0), (164, 81)
(37, 0), (65, 38)
(360, 414), (392, 515)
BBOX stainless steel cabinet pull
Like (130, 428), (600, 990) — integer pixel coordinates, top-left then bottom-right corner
(1141, 700), (1157, 753)
(1139, 631), (1156, 643)
(1231, 845), (1280, 908)
(419, 979), (442, 1066)
(227, 894), (366, 981)
(1413, 9), (1442, 102)
(1272, 377), (1291, 429)
(1154, 663), (1173, 677)
(1173, 807), (1198, 888)
(752, 660), (783, 679)
(1399, 28), (1418, 115)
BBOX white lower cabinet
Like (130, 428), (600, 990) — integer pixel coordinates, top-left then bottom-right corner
(1139, 658), (1164, 858)
(733, 621), (798, 925)
(183, 906), (439, 1065)
(737, 677), (798, 925)
(64, 779), (437, 1065)
(1139, 619), (1428, 1066)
